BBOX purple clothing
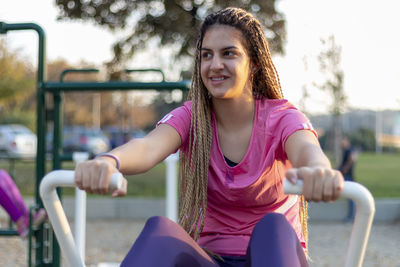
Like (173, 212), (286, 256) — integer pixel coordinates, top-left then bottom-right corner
(0, 169), (28, 223)
(121, 214), (308, 267)
(158, 99), (316, 255)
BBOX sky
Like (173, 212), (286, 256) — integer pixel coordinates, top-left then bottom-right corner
(1, 0), (400, 114)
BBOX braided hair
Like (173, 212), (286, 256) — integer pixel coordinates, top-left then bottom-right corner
(179, 7), (308, 249)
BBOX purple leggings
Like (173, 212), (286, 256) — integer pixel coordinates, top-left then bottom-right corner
(0, 169), (28, 223)
(121, 213), (308, 267)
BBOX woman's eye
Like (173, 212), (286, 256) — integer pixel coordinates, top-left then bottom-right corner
(224, 51), (235, 57)
(202, 52), (211, 59)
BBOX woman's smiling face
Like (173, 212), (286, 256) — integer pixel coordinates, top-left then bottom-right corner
(200, 24), (253, 100)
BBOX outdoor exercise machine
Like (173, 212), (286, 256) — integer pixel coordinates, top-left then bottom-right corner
(39, 170), (375, 267)
(0, 21), (190, 266)
(69, 150), (179, 262)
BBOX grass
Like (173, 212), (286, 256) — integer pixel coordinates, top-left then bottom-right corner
(0, 159), (167, 198)
(58, 163), (167, 198)
(1, 152), (399, 198)
(354, 153), (400, 198)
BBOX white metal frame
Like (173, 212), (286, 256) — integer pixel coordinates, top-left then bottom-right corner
(284, 179), (375, 267)
(39, 170), (123, 267)
(164, 152), (179, 222)
(40, 171), (375, 267)
(72, 152), (90, 260)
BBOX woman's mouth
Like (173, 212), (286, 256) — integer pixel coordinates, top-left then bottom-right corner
(210, 76), (228, 85)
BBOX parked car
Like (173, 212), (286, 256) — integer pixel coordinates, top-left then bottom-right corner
(47, 126), (110, 157)
(103, 127), (147, 149)
(0, 124), (37, 158)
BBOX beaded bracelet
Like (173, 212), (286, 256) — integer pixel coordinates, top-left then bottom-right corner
(95, 153), (121, 171)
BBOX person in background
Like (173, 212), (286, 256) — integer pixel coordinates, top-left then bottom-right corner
(338, 135), (357, 222)
(0, 169), (46, 238)
(75, 7), (344, 267)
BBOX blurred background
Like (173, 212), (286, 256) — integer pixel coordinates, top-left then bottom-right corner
(0, 0), (399, 266)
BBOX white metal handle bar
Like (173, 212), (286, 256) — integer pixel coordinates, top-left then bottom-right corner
(283, 179), (375, 267)
(39, 170), (124, 267)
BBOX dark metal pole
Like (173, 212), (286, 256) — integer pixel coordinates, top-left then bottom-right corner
(60, 68), (99, 82)
(0, 21), (59, 267)
(44, 80), (191, 92)
(0, 22), (47, 206)
(125, 68), (166, 81)
(53, 68), (100, 170)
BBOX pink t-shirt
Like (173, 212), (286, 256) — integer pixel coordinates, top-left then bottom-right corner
(158, 98), (317, 256)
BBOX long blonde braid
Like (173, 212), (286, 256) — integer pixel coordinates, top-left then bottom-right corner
(179, 7), (308, 248)
(178, 38), (213, 239)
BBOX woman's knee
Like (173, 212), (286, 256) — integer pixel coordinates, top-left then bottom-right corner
(145, 216), (172, 228)
(143, 216), (183, 236)
(255, 213), (289, 231)
(250, 213), (297, 244)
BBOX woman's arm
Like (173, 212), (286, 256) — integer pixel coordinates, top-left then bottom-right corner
(285, 130), (344, 202)
(111, 124), (181, 174)
(74, 124), (181, 196)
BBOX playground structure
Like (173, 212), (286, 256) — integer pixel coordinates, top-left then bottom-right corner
(0, 22), (190, 266)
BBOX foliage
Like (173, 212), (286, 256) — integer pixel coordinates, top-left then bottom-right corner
(0, 40), (36, 129)
(315, 35), (347, 165)
(0, 110), (36, 131)
(151, 91), (185, 130)
(349, 128), (376, 152)
(0, 43), (108, 129)
(0, 41), (35, 103)
(54, 0), (286, 72)
(0, 37), (160, 131)
(47, 59), (159, 129)
(47, 59), (104, 126)
(316, 36), (347, 116)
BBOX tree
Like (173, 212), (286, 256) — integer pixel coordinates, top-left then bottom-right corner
(0, 40), (36, 129)
(47, 59), (103, 126)
(46, 59), (158, 129)
(316, 36), (347, 165)
(55, 0), (286, 72)
(350, 128), (376, 152)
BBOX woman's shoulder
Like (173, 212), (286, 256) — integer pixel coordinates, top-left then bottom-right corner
(182, 100), (192, 111)
(158, 101), (192, 125)
(169, 100), (192, 116)
(257, 98), (298, 114)
(257, 98), (310, 129)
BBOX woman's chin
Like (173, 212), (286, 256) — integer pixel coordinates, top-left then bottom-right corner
(210, 92), (229, 99)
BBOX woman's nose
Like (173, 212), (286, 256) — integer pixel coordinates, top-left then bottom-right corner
(210, 55), (223, 70)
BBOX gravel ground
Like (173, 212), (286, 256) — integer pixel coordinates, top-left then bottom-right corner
(0, 219), (399, 267)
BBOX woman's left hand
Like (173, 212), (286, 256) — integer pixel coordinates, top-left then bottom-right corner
(286, 167), (344, 202)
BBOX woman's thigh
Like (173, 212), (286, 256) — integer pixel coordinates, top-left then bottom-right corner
(246, 213), (308, 267)
(121, 216), (218, 267)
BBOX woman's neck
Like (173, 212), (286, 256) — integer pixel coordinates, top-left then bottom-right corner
(212, 96), (255, 131)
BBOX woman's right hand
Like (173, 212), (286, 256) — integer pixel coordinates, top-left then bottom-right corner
(74, 157), (127, 197)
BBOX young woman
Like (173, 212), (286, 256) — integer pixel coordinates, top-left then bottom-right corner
(75, 7), (344, 267)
